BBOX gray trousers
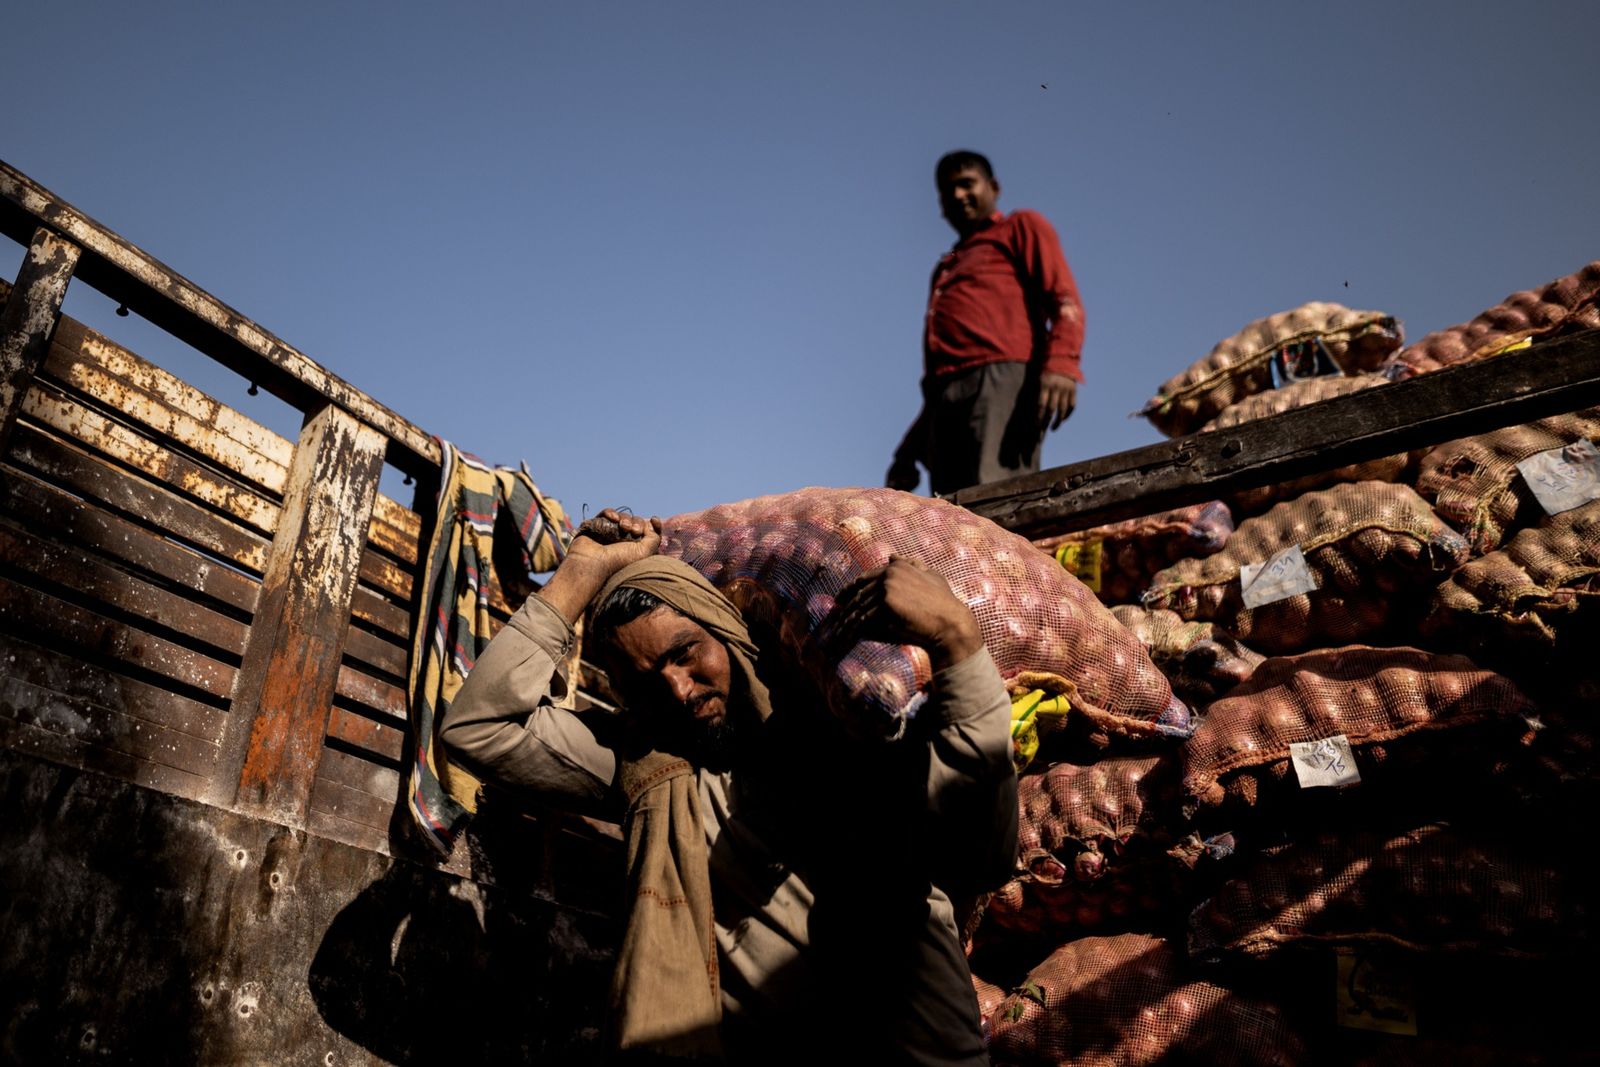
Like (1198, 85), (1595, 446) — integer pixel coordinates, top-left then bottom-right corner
(925, 361), (1042, 495)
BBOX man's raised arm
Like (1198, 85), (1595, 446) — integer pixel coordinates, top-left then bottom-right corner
(825, 559), (1020, 896)
(441, 510), (662, 815)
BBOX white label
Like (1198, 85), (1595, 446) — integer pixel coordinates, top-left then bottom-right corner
(1239, 544), (1319, 608)
(1516, 439), (1600, 516)
(1290, 735), (1361, 788)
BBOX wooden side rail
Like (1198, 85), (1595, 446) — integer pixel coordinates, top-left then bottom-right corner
(0, 159), (439, 476)
(952, 329), (1600, 537)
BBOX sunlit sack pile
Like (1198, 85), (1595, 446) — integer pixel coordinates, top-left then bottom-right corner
(984, 259), (1599, 1065)
(634, 260), (1598, 1063)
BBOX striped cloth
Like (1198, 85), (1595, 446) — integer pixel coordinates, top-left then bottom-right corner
(406, 440), (571, 854)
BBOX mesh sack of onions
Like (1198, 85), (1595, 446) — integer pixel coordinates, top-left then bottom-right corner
(1422, 498), (1600, 657)
(985, 756), (1187, 937)
(1179, 646), (1538, 823)
(1110, 605), (1265, 704)
(1382, 260), (1600, 380)
(1142, 482), (1470, 655)
(1032, 502), (1234, 605)
(1188, 824), (1580, 960)
(660, 487), (1191, 741)
(1141, 302), (1401, 437)
(987, 933), (1306, 1066)
(1414, 408), (1600, 554)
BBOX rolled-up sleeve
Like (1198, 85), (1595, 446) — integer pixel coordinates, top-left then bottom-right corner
(442, 593), (619, 812)
(919, 648), (1020, 896)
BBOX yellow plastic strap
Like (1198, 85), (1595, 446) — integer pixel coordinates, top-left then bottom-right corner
(1010, 689), (1072, 773)
(1053, 541), (1103, 593)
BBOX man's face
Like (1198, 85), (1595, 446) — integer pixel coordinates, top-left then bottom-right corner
(607, 604), (734, 731)
(938, 165), (1000, 232)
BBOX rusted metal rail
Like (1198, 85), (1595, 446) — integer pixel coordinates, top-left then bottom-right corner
(952, 328), (1600, 537)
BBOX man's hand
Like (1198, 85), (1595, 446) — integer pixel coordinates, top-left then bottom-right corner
(1037, 372), (1078, 432)
(823, 558), (983, 671)
(540, 508), (662, 624)
(885, 456), (921, 492)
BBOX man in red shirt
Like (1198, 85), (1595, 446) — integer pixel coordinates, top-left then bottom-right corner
(887, 150), (1085, 495)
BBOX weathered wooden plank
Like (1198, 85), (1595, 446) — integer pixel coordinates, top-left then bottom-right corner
(0, 714), (211, 803)
(7, 424), (271, 575)
(43, 320), (291, 496)
(0, 159), (441, 476)
(0, 580), (236, 701)
(0, 674), (221, 780)
(955, 329), (1600, 536)
(352, 587), (413, 640)
(0, 229), (79, 454)
(340, 623), (408, 682)
(357, 547), (413, 603)
(334, 665), (406, 721)
(0, 519), (248, 657)
(44, 317), (422, 563)
(212, 405), (387, 822)
(0, 468), (260, 616)
(326, 705), (404, 763)
(308, 770), (398, 833)
(21, 381), (281, 535)
(0, 630), (223, 743)
(316, 744), (401, 804)
(370, 494), (421, 565)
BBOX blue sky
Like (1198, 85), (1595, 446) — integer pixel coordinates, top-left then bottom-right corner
(4, 2), (1596, 521)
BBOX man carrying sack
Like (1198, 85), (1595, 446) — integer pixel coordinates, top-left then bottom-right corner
(442, 510), (1018, 1064)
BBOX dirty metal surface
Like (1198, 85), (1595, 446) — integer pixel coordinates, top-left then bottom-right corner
(0, 749), (618, 1066)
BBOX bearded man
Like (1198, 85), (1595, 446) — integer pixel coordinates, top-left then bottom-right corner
(443, 509), (1018, 1065)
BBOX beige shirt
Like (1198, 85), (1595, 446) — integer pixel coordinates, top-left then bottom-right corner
(443, 592), (1018, 1065)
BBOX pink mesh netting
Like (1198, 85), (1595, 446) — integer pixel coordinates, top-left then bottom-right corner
(1032, 502), (1234, 605)
(987, 934), (1305, 1066)
(1382, 260), (1600, 380)
(1188, 824), (1577, 959)
(985, 756), (1187, 937)
(661, 488), (1191, 740)
(1180, 645), (1537, 817)
(1142, 482), (1470, 654)
(1110, 605), (1265, 704)
(1141, 302), (1402, 437)
(1201, 375), (1414, 515)
(1414, 408), (1600, 554)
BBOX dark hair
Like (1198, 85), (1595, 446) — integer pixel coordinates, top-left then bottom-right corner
(936, 150), (994, 183)
(591, 585), (667, 648)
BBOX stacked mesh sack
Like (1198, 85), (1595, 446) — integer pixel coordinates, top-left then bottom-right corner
(977, 277), (1593, 1063)
(1381, 260), (1600, 381)
(1031, 502), (1234, 606)
(1139, 301), (1403, 438)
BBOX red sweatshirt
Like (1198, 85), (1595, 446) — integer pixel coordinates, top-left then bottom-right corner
(923, 209), (1085, 383)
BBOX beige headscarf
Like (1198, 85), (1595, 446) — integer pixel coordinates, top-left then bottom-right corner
(596, 556), (769, 1059)
(596, 556), (772, 725)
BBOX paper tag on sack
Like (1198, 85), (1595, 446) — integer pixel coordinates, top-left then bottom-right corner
(1516, 439), (1600, 516)
(1239, 544), (1318, 608)
(1290, 735), (1361, 788)
(1053, 540), (1103, 593)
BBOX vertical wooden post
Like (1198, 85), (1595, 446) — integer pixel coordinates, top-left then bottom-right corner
(0, 228), (80, 453)
(210, 403), (387, 822)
